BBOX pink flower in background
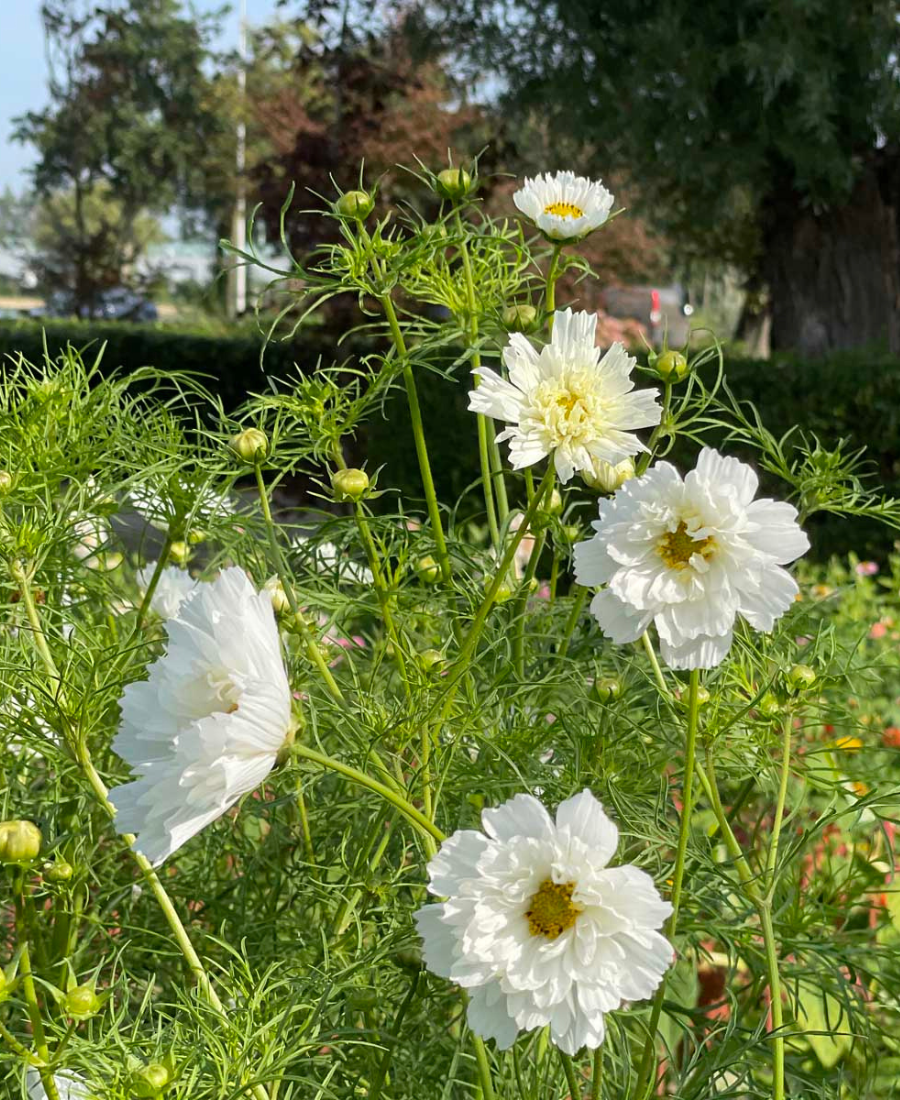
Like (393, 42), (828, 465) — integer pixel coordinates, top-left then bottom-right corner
(856, 561), (879, 576)
(870, 621), (888, 640)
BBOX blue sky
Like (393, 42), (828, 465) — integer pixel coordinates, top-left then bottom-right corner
(0, 0), (281, 193)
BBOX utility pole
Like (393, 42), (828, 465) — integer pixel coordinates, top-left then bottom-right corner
(227, 0), (248, 318)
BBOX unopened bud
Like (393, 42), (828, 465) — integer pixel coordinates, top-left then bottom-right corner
(64, 984), (100, 1019)
(335, 190), (375, 219)
(758, 693), (782, 718)
(229, 428), (269, 464)
(592, 677), (622, 704)
(788, 664), (816, 691)
(132, 1063), (172, 1097)
(263, 576), (290, 615)
(419, 648), (445, 674)
(502, 304), (539, 333)
(416, 556), (441, 583)
(0, 820), (42, 864)
(435, 167), (472, 201)
(332, 468), (369, 502)
(0, 471), (13, 495)
(560, 523), (582, 545)
(656, 350), (689, 381)
(582, 458), (635, 494)
(168, 541), (190, 565)
(43, 860), (74, 883)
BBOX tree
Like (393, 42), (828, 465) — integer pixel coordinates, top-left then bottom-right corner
(13, 0), (226, 315)
(395, 0), (900, 355)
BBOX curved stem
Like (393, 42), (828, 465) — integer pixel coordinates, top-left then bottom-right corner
(133, 532), (174, 632)
(634, 668), (701, 1097)
(13, 874), (59, 1100)
(640, 632), (668, 696)
(557, 587), (588, 660)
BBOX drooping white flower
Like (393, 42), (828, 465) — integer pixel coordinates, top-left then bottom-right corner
(468, 309), (661, 483)
(415, 790), (672, 1054)
(136, 562), (199, 620)
(130, 477), (233, 533)
(573, 448), (810, 670)
(26, 1067), (90, 1100)
(109, 567), (292, 865)
(71, 514), (109, 564)
(292, 534), (373, 585)
(513, 171), (614, 241)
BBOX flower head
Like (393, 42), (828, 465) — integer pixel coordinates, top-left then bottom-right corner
(468, 309), (661, 484)
(573, 449), (810, 669)
(109, 567), (292, 865)
(513, 172), (614, 241)
(415, 790), (672, 1053)
(136, 563), (199, 620)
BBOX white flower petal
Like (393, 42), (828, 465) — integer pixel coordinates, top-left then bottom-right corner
(555, 791), (618, 867)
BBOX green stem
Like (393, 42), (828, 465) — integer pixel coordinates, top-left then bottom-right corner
(546, 245), (562, 323)
(381, 293), (452, 583)
(513, 519), (547, 679)
(759, 902), (785, 1100)
(634, 669), (701, 1098)
(133, 532), (175, 632)
(765, 715), (793, 897)
(367, 970), (420, 1100)
(558, 1050), (583, 1098)
(0, 1017), (42, 1065)
(590, 1046), (603, 1100)
(557, 587), (588, 660)
(640, 632), (668, 695)
(295, 773), (316, 866)
(13, 878), (59, 1100)
(292, 742), (445, 847)
(471, 1035), (497, 1100)
(253, 465), (347, 703)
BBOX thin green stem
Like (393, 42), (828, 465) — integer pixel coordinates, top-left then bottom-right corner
(133, 532), (175, 632)
(558, 1050), (583, 1098)
(634, 669), (701, 1098)
(14, 876), (59, 1100)
(471, 1035), (497, 1100)
(0, 1017), (42, 1065)
(512, 529), (547, 678)
(381, 293), (452, 583)
(292, 742), (445, 846)
(367, 971), (420, 1100)
(640, 632), (668, 696)
(759, 902), (785, 1100)
(557, 587), (588, 660)
(765, 715), (793, 898)
(545, 245), (562, 322)
(590, 1047), (603, 1100)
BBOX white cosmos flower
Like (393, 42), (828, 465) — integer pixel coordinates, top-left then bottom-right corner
(130, 477), (233, 533)
(513, 171), (614, 241)
(415, 790), (672, 1054)
(136, 562), (200, 620)
(71, 514), (109, 563)
(26, 1068), (91, 1100)
(468, 309), (661, 483)
(292, 534), (373, 585)
(573, 448), (810, 670)
(109, 567), (292, 866)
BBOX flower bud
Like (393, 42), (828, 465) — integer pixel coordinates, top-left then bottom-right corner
(43, 860), (74, 883)
(335, 190), (374, 219)
(533, 488), (564, 531)
(419, 648), (445, 674)
(416, 556), (441, 583)
(787, 664), (816, 691)
(758, 693), (782, 718)
(332, 468), (369, 502)
(656, 350), (689, 381)
(560, 523), (582, 545)
(0, 820), (42, 864)
(592, 677), (622, 704)
(502, 304), (539, 333)
(168, 541), (190, 565)
(393, 946), (424, 972)
(64, 984), (100, 1019)
(435, 167), (472, 201)
(229, 428), (269, 464)
(263, 576), (290, 616)
(131, 1063), (172, 1097)
(0, 471), (13, 495)
(582, 457), (635, 494)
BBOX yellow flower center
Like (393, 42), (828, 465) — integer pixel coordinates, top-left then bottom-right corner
(525, 879), (581, 939)
(658, 521), (716, 570)
(544, 201), (584, 219)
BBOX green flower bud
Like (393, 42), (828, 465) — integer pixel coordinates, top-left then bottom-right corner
(419, 648), (445, 674)
(788, 664), (816, 691)
(393, 946), (424, 972)
(533, 488), (564, 531)
(64, 984), (100, 1019)
(656, 350), (689, 381)
(332, 468), (369, 502)
(435, 167), (472, 201)
(43, 860), (74, 883)
(188, 528), (207, 545)
(581, 458), (635, 494)
(0, 471), (13, 495)
(416, 555), (441, 583)
(493, 580), (514, 603)
(502, 304), (539, 333)
(263, 576), (290, 616)
(168, 541), (190, 565)
(229, 427), (269, 464)
(592, 677), (622, 704)
(0, 820), (42, 864)
(758, 693), (782, 718)
(131, 1062), (172, 1097)
(560, 523), (582, 545)
(335, 190), (374, 219)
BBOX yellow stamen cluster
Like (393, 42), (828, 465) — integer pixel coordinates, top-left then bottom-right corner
(658, 521), (715, 570)
(526, 879), (581, 939)
(544, 201), (584, 219)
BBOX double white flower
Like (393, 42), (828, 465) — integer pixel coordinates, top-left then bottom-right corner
(574, 448), (810, 669)
(416, 790), (672, 1054)
(136, 563), (199, 620)
(514, 171), (614, 241)
(109, 567), (293, 865)
(468, 309), (661, 483)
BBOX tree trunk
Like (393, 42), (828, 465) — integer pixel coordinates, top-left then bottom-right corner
(762, 155), (900, 356)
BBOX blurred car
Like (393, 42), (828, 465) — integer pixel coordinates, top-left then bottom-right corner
(30, 287), (158, 322)
(601, 284), (692, 349)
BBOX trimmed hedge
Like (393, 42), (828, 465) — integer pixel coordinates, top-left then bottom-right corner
(3, 320), (899, 559)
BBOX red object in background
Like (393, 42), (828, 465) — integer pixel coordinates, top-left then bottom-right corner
(650, 288), (662, 325)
